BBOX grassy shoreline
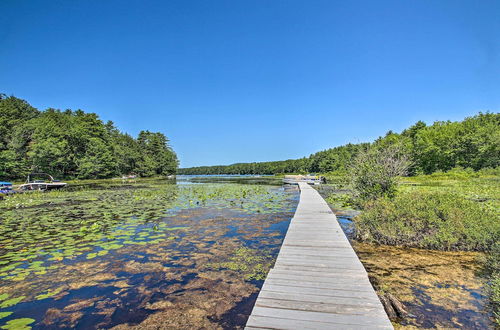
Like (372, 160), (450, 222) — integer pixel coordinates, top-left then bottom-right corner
(317, 167), (500, 325)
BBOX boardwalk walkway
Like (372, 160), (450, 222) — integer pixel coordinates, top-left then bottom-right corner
(245, 182), (393, 329)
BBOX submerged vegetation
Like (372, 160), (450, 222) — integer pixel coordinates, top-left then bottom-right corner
(206, 247), (273, 281)
(354, 242), (492, 328)
(0, 94), (178, 180)
(0, 179), (298, 328)
(0, 182), (293, 281)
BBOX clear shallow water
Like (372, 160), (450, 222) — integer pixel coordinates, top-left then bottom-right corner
(353, 242), (494, 329)
(0, 180), (299, 329)
(333, 211), (495, 328)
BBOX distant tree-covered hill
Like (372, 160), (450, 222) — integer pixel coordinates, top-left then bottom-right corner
(179, 112), (499, 175)
(0, 94), (178, 180)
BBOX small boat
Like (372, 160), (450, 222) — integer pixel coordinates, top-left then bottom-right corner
(0, 181), (15, 195)
(283, 175), (325, 185)
(121, 174), (137, 182)
(18, 173), (67, 191)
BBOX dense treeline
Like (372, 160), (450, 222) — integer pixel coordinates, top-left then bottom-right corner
(177, 158), (310, 176)
(0, 94), (178, 180)
(179, 112), (499, 175)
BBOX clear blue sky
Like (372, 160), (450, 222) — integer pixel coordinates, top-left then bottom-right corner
(1, 0), (499, 167)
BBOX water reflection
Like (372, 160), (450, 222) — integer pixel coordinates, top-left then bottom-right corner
(0, 181), (299, 329)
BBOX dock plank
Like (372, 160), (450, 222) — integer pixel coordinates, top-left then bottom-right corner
(245, 182), (393, 329)
(251, 306), (392, 327)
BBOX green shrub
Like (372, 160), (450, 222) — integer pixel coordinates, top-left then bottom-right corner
(486, 242), (500, 325)
(349, 144), (411, 204)
(354, 191), (499, 251)
(491, 273), (500, 326)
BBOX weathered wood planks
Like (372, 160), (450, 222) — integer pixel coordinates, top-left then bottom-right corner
(245, 182), (393, 329)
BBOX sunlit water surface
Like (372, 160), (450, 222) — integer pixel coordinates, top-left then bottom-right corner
(0, 179), (299, 329)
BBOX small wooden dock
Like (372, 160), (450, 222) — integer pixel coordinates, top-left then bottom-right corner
(245, 182), (393, 329)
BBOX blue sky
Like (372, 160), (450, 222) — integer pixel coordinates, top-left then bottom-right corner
(1, 0), (499, 167)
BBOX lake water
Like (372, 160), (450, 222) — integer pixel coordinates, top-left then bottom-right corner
(0, 178), (299, 329)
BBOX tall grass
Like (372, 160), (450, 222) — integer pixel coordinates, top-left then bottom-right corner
(355, 190), (498, 251)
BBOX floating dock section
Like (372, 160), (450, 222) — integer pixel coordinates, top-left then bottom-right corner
(246, 182), (393, 329)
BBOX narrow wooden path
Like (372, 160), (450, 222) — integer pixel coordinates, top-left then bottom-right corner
(245, 182), (393, 329)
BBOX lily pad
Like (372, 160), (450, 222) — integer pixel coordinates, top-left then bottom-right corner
(35, 288), (63, 300)
(0, 296), (25, 308)
(0, 312), (12, 320)
(0, 318), (35, 329)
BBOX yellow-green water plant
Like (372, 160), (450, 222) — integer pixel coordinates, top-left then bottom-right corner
(0, 318), (35, 330)
(205, 247), (274, 281)
(35, 287), (64, 300)
(0, 296), (25, 309)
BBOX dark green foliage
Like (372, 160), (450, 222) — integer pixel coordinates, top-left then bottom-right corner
(414, 113), (500, 173)
(179, 112), (499, 176)
(309, 143), (369, 174)
(178, 158), (310, 175)
(0, 94), (39, 149)
(355, 191), (499, 251)
(136, 131), (178, 176)
(0, 94), (177, 179)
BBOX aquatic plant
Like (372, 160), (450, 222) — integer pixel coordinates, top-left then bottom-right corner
(0, 179), (298, 328)
(0, 296), (25, 309)
(0, 318), (35, 330)
(353, 242), (493, 328)
(205, 247), (273, 281)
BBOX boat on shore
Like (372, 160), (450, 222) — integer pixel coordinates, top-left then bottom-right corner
(0, 181), (15, 196)
(283, 174), (325, 185)
(18, 173), (67, 191)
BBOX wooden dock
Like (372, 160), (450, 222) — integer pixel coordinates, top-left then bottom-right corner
(245, 182), (393, 329)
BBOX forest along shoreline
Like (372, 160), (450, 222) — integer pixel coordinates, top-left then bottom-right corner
(316, 167), (499, 329)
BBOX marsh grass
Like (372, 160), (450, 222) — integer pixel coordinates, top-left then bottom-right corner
(342, 167), (500, 251)
(485, 242), (500, 325)
(355, 190), (498, 251)
(399, 167), (500, 211)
